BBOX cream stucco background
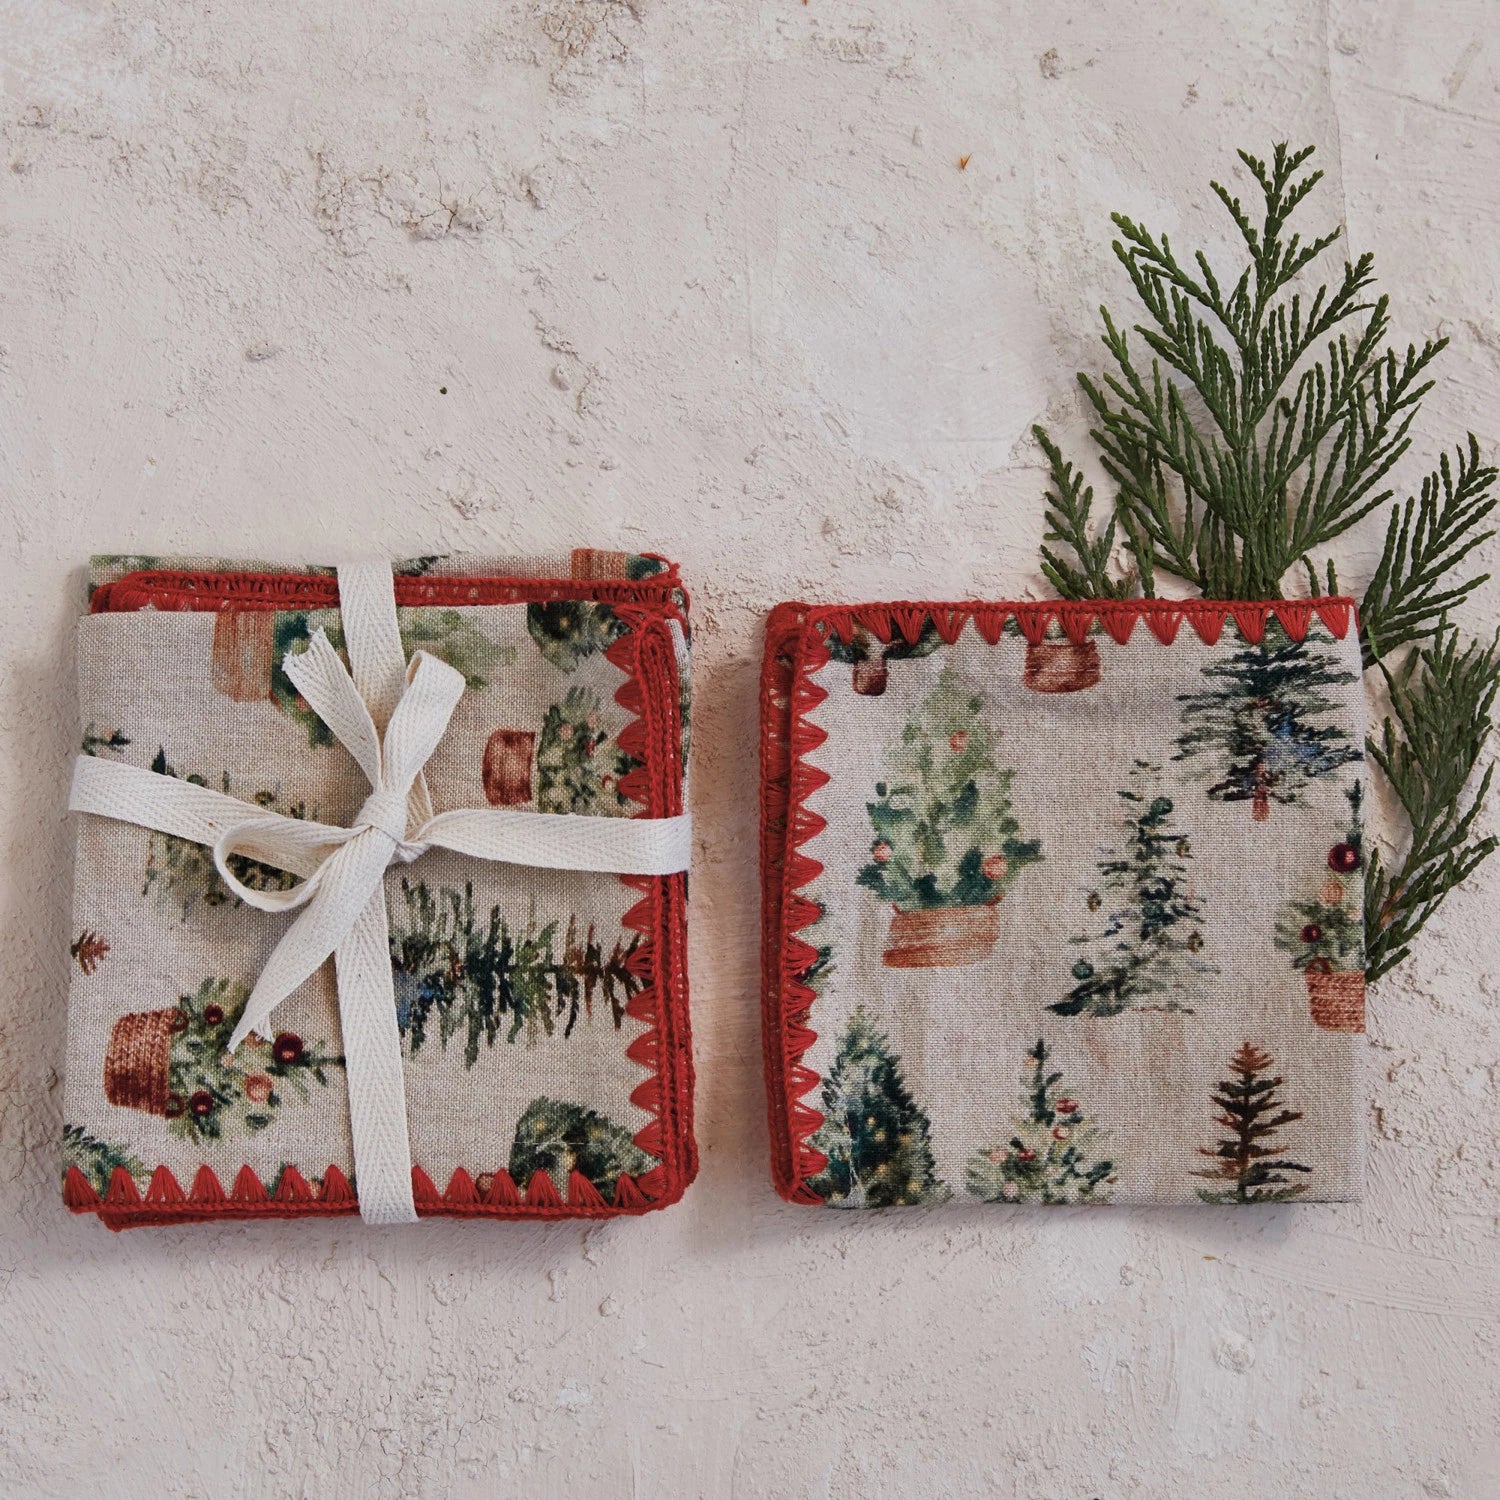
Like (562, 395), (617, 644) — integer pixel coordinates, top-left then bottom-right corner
(3, 3), (1499, 1497)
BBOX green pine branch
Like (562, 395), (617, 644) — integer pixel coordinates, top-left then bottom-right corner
(1033, 141), (1499, 984)
(1363, 631), (1499, 981)
(1360, 435), (1497, 667)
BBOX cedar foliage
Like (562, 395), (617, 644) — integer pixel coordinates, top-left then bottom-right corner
(1035, 144), (1497, 979)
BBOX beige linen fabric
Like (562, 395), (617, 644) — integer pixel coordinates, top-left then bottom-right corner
(64, 570), (679, 1204)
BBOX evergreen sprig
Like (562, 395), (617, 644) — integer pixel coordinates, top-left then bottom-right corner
(1363, 630), (1499, 981)
(1360, 435), (1497, 666)
(1035, 142), (1499, 981)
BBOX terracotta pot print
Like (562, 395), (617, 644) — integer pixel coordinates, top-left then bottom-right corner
(1022, 640), (1102, 694)
(103, 1008), (184, 1115)
(852, 659), (889, 696)
(883, 901), (1001, 968)
(210, 610), (277, 702)
(483, 729), (536, 807)
(1305, 964), (1366, 1033)
(570, 548), (630, 581)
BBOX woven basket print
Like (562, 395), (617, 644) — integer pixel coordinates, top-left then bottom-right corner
(762, 599), (1367, 1208)
(63, 551), (695, 1228)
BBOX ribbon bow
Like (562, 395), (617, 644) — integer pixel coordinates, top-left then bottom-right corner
(70, 562), (691, 1224)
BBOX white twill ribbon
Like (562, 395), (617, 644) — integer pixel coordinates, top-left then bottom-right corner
(69, 562), (691, 1225)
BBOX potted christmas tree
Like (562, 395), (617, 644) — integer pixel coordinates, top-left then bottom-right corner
(1276, 783), (1367, 1032)
(535, 686), (634, 815)
(1175, 624), (1361, 821)
(1051, 761), (1217, 1016)
(807, 1006), (949, 1208)
(1021, 625), (1103, 695)
(858, 667), (1042, 967)
(823, 618), (942, 697)
(102, 977), (344, 1144)
(966, 1039), (1115, 1203)
(1193, 1042), (1312, 1204)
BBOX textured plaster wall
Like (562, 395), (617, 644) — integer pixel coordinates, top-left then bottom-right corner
(2, 2), (1499, 1497)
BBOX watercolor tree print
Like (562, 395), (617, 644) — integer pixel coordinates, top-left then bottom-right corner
(1052, 761), (1217, 1017)
(536, 686), (634, 815)
(102, 977), (344, 1145)
(1193, 1042), (1312, 1204)
(966, 1039), (1115, 1203)
(507, 1097), (654, 1199)
(389, 879), (643, 1062)
(807, 1007), (949, 1209)
(1174, 625), (1360, 820)
(1275, 782), (1367, 1031)
(858, 666), (1041, 967)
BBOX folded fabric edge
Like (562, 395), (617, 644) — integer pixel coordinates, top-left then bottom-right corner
(89, 553), (688, 617)
(759, 605), (832, 1207)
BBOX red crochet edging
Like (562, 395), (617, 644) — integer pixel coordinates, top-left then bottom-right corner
(758, 594), (1359, 1206)
(71, 562), (695, 1228)
(813, 594), (1355, 650)
(63, 1161), (660, 1231)
(90, 557), (686, 615)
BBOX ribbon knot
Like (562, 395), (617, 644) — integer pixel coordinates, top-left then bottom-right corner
(69, 561), (692, 1225)
(355, 786), (417, 848)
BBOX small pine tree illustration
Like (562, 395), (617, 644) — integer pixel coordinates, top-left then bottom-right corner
(966, 1039), (1115, 1203)
(61, 1125), (145, 1197)
(536, 686), (635, 815)
(390, 880), (643, 1063)
(1052, 761), (1217, 1017)
(1175, 623), (1361, 820)
(527, 600), (627, 671)
(508, 1097), (655, 1198)
(1193, 1043), (1313, 1204)
(858, 666), (1042, 911)
(1276, 781), (1367, 976)
(142, 748), (307, 918)
(807, 1007), (950, 1208)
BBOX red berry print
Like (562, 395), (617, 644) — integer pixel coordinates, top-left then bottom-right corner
(272, 1032), (304, 1064)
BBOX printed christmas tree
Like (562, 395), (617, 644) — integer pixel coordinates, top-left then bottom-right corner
(1275, 781), (1366, 976)
(536, 686), (634, 815)
(858, 666), (1041, 911)
(966, 1039), (1115, 1203)
(389, 879), (642, 1063)
(1193, 1042), (1312, 1203)
(508, 1097), (654, 1199)
(807, 1007), (950, 1208)
(527, 600), (626, 671)
(129, 977), (345, 1146)
(1051, 760), (1217, 1017)
(1174, 623), (1360, 820)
